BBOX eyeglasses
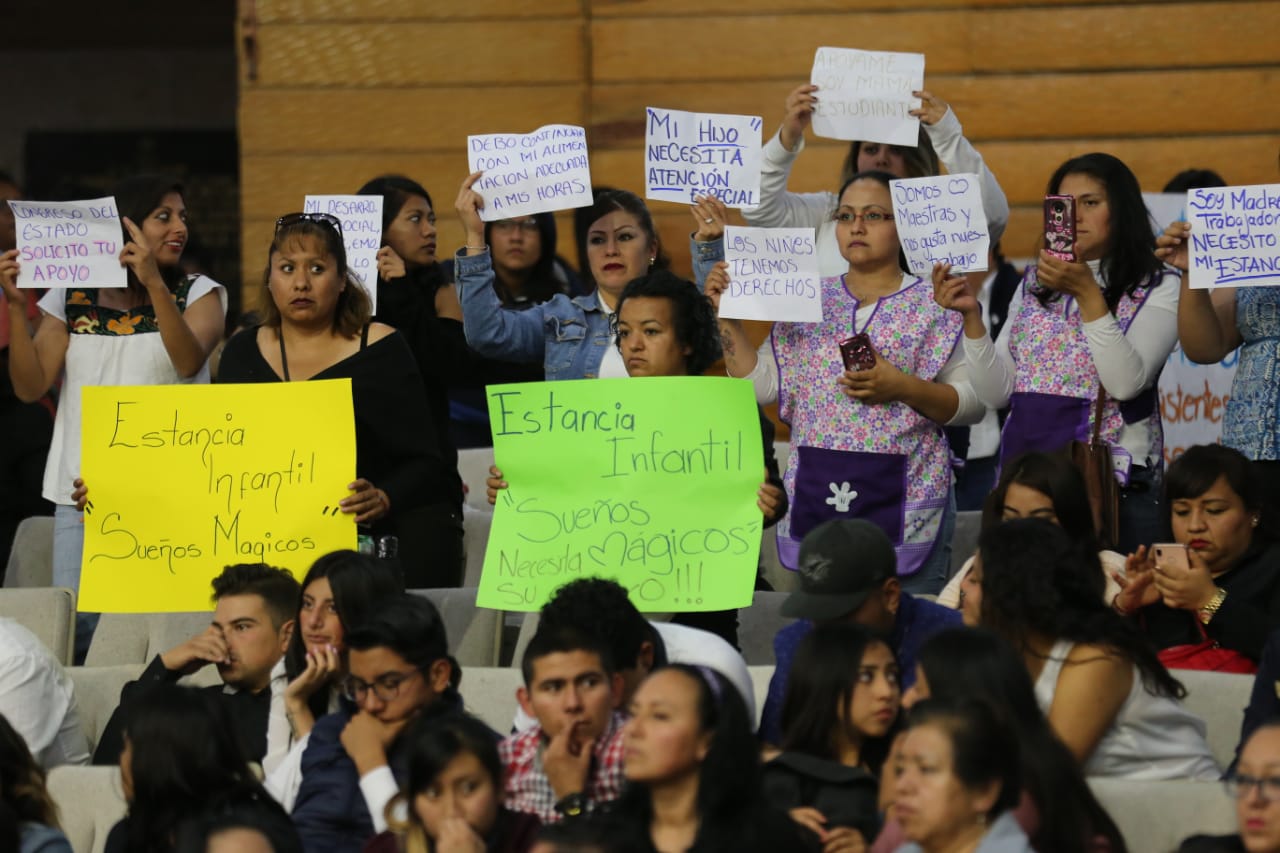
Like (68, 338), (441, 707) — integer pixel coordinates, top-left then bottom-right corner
(1223, 773), (1280, 800)
(275, 212), (344, 236)
(340, 668), (423, 704)
(834, 209), (894, 225)
(492, 218), (540, 234)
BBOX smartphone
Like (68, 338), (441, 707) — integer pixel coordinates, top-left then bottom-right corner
(1043, 195), (1076, 261)
(1152, 543), (1191, 572)
(840, 333), (876, 372)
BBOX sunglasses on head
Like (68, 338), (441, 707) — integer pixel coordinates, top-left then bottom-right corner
(275, 212), (343, 236)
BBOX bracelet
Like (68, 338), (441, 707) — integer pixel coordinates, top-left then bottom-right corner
(1111, 593), (1131, 617)
(1198, 587), (1227, 625)
(465, 244), (488, 251)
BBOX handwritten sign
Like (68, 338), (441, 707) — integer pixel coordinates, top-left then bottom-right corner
(303, 195), (383, 311)
(890, 174), (989, 275)
(467, 124), (593, 220)
(480, 378), (764, 612)
(1158, 343), (1238, 465)
(1187, 184), (1280, 288)
(719, 226), (821, 322)
(645, 108), (763, 208)
(809, 48), (924, 145)
(79, 381), (358, 612)
(8, 197), (125, 289)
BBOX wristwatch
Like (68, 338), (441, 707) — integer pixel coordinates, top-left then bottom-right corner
(554, 792), (588, 818)
(1198, 587), (1227, 625)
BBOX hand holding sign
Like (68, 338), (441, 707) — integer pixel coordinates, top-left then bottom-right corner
(691, 195), (730, 243)
(931, 262), (980, 317)
(780, 84), (820, 152)
(455, 171), (487, 248)
(908, 89), (950, 126)
(0, 250), (22, 307)
(1155, 221), (1192, 272)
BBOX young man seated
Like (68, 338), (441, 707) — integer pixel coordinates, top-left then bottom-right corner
(514, 578), (756, 730)
(502, 625), (627, 823)
(93, 562), (299, 764)
(290, 593), (461, 853)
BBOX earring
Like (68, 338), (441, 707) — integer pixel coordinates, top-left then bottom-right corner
(649, 257), (655, 266)
(1253, 516), (1260, 527)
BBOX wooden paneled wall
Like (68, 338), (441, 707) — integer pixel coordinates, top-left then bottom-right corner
(238, 0), (1280, 296)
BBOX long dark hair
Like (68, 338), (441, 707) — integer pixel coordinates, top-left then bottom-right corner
(902, 698), (1020, 823)
(779, 623), (897, 773)
(981, 451), (1101, 553)
(1036, 153), (1165, 309)
(916, 628), (1127, 853)
(121, 684), (272, 853)
(357, 175), (446, 291)
(484, 212), (563, 304)
(613, 270), (721, 375)
(0, 713), (59, 829)
(284, 550), (403, 721)
(578, 189), (670, 285)
(977, 518), (1185, 699)
(113, 174), (186, 295)
(616, 665), (762, 848)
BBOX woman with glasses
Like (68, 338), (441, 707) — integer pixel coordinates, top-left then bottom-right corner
(291, 594), (465, 853)
(704, 171), (984, 593)
(0, 174), (227, 661)
(934, 153), (1180, 554)
(217, 214), (457, 587)
(1182, 724), (1280, 852)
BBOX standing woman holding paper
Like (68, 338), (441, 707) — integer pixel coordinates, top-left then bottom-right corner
(355, 175), (466, 563)
(706, 171), (984, 593)
(934, 153), (1179, 553)
(454, 174), (669, 380)
(1157, 219), (1280, 511)
(735, 85), (1009, 278)
(217, 213), (459, 587)
(0, 175), (226, 660)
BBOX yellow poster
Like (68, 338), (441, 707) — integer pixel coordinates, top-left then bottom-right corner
(79, 381), (357, 612)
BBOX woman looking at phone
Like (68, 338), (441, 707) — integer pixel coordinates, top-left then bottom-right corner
(706, 172), (983, 594)
(1115, 444), (1280, 665)
(934, 153), (1180, 554)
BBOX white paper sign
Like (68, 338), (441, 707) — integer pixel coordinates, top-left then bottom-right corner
(303, 194), (383, 311)
(644, 107), (763, 209)
(720, 226), (821, 322)
(1158, 343), (1238, 466)
(467, 124), (592, 221)
(9, 197), (125, 289)
(809, 47), (924, 145)
(1187, 184), (1280, 289)
(890, 174), (988, 275)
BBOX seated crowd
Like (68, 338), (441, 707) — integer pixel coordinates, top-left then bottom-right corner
(3, 69), (1280, 853)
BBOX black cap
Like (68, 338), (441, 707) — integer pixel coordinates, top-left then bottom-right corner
(780, 519), (897, 621)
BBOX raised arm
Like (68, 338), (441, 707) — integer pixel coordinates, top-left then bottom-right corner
(1157, 221), (1241, 363)
(1, 251), (68, 401)
(121, 218), (224, 377)
(453, 173), (548, 362)
(915, 91), (1010, 244)
(743, 84), (837, 231)
(935, 261), (1016, 408)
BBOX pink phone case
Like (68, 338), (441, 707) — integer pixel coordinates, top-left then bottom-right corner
(1043, 195), (1076, 261)
(1152, 543), (1191, 572)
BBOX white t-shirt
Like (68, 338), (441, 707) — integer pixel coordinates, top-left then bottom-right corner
(0, 619), (89, 769)
(36, 276), (227, 504)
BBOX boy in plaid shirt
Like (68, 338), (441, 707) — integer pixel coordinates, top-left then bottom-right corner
(500, 626), (626, 822)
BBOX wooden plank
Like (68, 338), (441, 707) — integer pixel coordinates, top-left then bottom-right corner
(239, 86), (587, 154)
(591, 4), (1279, 80)
(252, 21), (584, 87)
(591, 70), (1280, 147)
(258, 0), (581, 21)
(591, 0), (1162, 14)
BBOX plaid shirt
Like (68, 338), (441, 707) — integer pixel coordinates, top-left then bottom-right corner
(499, 711), (628, 823)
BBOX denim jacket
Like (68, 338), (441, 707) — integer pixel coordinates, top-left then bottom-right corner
(455, 249), (613, 380)
(690, 236), (723, 291)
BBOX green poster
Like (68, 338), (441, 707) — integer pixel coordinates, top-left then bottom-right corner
(478, 377), (765, 612)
